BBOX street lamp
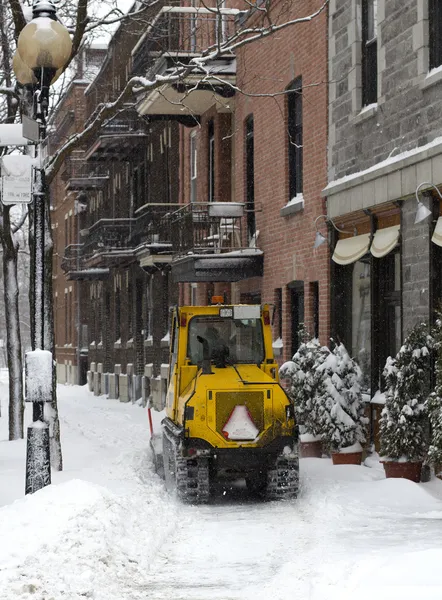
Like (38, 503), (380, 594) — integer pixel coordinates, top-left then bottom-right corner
(13, 0), (72, 494)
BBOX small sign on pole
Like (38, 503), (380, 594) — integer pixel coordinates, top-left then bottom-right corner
(0, 155), (33, 205)
(22, 116), (40, 143)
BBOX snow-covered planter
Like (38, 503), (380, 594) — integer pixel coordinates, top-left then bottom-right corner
(380, 322), (433, 482)
(279, 329), (329, 456)
(315, 342), (367, 463)
(425, 318), (442, 476)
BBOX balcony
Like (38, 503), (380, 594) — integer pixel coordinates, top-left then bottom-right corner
(168, 202), (263, 282)
(61, 158), (109, 190)
(132, 7), (238, 122)
(61, 220), (136, 279)
(83, 110), (148, 161)
(132, 203), (181, 272)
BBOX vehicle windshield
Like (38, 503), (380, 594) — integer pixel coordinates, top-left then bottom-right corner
(187, 316), (265, 365)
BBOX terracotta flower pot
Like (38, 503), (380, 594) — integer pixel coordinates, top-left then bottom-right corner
(300, 440), (322, 458)
(331, 451), (362, 465)
(383, 460), (422, 483)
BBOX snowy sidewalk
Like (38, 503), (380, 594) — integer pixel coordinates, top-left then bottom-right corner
(1, 383), (442, 599)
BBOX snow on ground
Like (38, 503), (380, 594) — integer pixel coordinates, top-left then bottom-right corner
(1, 370), (442, 599)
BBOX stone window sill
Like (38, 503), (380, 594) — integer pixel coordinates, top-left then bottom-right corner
(420, 67), (442, 91)
(353, 103), (378, 125)
(280, 195), (304, 217)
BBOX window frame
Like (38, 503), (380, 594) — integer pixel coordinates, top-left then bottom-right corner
(429, 0), (442, 70)
(287, 78), (303, 200)
(361, 0), (378, 107)
(190, 131), (197, 203)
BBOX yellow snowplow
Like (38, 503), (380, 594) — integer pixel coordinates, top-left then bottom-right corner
(149, 300), (299, 503)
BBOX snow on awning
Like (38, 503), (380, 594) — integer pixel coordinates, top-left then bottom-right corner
(332, 233), (371, 265)
(432, 217), (442, 247)
(370, 225), (400, 258)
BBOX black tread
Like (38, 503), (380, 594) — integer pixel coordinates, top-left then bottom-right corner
(265, 453), (299, 500)
(176, 456), (210, 504)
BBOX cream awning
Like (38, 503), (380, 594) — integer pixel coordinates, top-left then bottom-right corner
(432, 217), (442, 247)
(370, 224), (400, 258)
(332, 233), (371, 265)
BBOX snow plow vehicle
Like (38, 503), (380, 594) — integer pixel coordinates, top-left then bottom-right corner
(149, 300), (299, 503)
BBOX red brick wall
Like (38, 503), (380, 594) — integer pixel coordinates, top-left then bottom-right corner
(233, 0), (330, 359)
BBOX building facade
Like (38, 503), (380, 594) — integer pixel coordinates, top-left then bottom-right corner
(325, 0), (442, 405)
(51, 0), (330, 399)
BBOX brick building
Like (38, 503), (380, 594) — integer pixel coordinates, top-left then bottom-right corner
(51, 1), (330, 397)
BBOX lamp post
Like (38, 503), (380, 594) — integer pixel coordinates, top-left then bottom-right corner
(13, 0), (72, 494)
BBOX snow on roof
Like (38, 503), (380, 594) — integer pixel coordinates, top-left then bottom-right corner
(325, 135), (442, 194)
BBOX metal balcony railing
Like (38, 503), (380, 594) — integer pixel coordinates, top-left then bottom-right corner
(61, 244), (83, 273)
(69, 160), (109, 179)
(131, 203), (182, 247)
(169, 202), (247, 256)
(82, 219), (136, 259)
(132, 6), (239, 76)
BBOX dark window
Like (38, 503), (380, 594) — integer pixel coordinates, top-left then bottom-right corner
(274, 288), (283, 340)
(287, 78), (303, 199)
(128, 279), (133, 340)
(429, 0), (442, 70)
(362, 0), (377, 106)
(190, 133), (197, 202)
(311, 281), (319, 339)
(288, 281), (304, 356)
(115, 288), (121, 341)
(245, 115), (256, 242)
(208, 120), (215, 203)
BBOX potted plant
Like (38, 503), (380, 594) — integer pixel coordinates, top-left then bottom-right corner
(425, 318), (442, 477)
(315, 342), (367, 465)
(380, 322), (433, 482)
(280, 327), (329, 457)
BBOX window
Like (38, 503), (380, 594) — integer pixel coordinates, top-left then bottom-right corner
(310, 281), (319, 339)
(190, 132), (197, 202)
(333, 249), (401, 394)
(288, 281), (304, 356)
(245, 115), (256, 242)
(274, 288), (282, 340)
(115, 287), (121, 341)
(208, 120), (215, 202)
(287, 78), (303, 200)
(429, 0), (442, 70)
(187, 316), (265, 365)
(362, 0), (377, 106)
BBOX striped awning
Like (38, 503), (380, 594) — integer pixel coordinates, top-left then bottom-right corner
(370, 225), (400, 258)
(332, 233), (371, 265)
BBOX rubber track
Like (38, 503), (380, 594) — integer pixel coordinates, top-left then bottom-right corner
(265, 455), (299, 500)
(175, 456), (210, 504)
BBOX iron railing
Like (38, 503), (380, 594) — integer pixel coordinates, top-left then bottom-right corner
(132, 7), (238, 76)
(169, 202), (246, 256)
(131, 203), (182, 247)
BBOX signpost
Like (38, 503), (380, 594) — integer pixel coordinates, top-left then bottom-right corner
(0, 155), (33, 205)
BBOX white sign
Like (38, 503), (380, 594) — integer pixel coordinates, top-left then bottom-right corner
(0, 155), (33, 205)
(0, 124), (31, 146)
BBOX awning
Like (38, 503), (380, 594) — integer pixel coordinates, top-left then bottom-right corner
(332, 233), (371, 265)
(370, 224), (400, 258)
(432, 217), (442, 247)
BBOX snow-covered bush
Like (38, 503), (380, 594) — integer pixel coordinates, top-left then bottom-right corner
(315, 342), (367, 453)
(380, 323), (433, 462)
(279, 327), (329, 437)
(426, 319), (442, 466)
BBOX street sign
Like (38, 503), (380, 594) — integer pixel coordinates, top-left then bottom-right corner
(0, 155), (33, 205)
(0, 124), (31, 146)
(22, 116), (40, 143)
